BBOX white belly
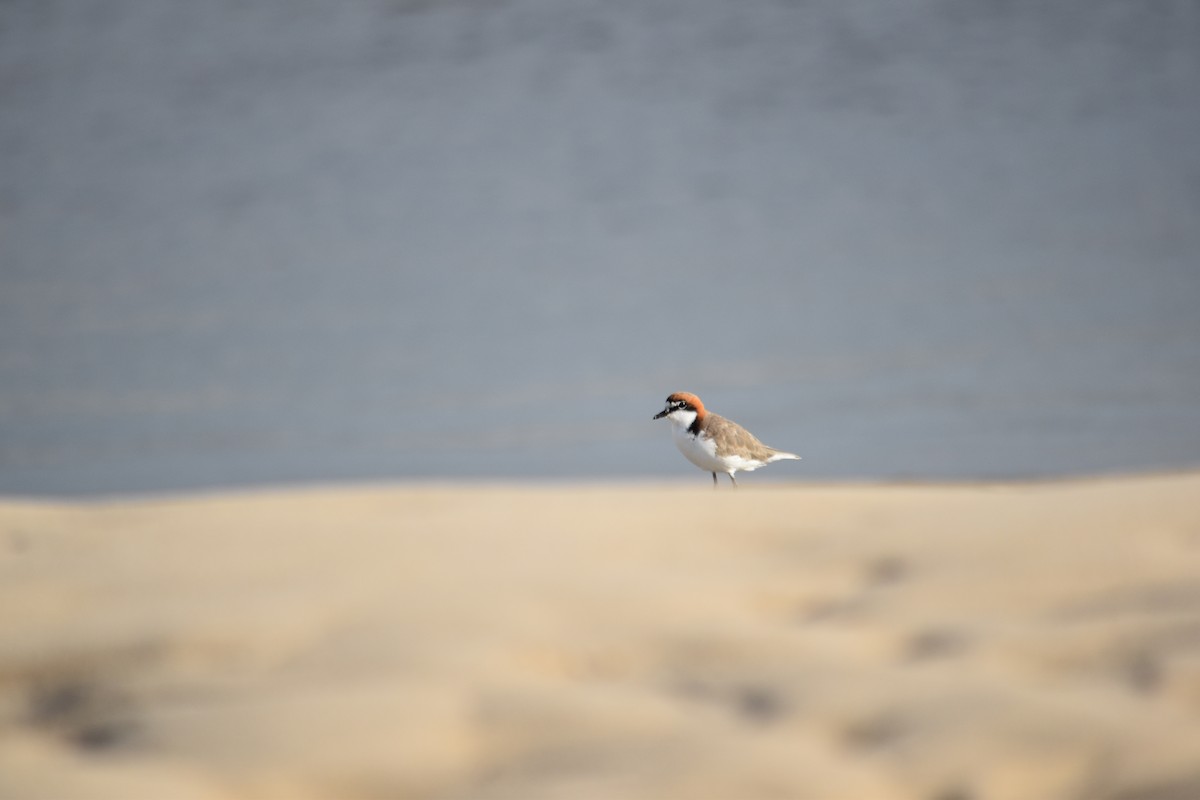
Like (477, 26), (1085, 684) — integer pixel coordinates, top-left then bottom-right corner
(672, 425), (729, 473)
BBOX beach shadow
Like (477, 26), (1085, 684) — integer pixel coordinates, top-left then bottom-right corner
(841, 710), (906, 752)
(864, 554), (909, 588)
(904, 627), (971, 662)
(26, 678), (140, 753)
(798, 554), (912, 624)
(1107, 773), (1200, 800)
(671, 677), (792, 727)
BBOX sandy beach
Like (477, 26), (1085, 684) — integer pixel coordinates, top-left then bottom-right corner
(2, 473), (1200, 800)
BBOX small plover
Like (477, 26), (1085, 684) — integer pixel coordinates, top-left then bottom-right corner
(653, 392), (800, 487)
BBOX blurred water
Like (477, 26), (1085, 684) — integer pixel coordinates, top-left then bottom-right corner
(2, 0), (1199, 495)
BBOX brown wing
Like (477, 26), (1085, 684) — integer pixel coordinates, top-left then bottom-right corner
(702, 413), (781, 461)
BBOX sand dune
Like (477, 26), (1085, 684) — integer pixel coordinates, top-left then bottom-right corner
(2, 474), (1200, 800)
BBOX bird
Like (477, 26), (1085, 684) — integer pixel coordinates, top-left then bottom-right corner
(653, 391), (800, 487)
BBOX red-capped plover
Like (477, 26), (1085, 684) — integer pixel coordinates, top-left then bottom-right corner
(653, 391), (801, 487)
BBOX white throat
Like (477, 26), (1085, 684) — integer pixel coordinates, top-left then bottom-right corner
(665, 408), (698, 431)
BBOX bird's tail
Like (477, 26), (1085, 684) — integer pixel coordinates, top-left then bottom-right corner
(768, 451), (801, 462)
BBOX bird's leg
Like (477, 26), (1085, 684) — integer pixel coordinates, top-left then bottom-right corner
(729, 473), (738, 488)
(712, 472), (718, 489)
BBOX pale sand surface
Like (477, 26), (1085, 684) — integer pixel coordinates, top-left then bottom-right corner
(2, 474), (1200, 800)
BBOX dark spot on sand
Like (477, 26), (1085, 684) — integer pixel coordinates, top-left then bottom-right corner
(865, 555), (908, 587)
(670, 677), (790, 725)
(735, 685), (788, 724)
(1108, 772), (1200, 800)
(905, 628), (969, 661)
(72, 720), (138, 751)
(1123, 650), (1163, 693)
(929, 786), (975, 800)
(799, 595), (864, 623)
(27, 679), (139, 752)
(843, 712), (905, 750)
(29, 682), (93, 724)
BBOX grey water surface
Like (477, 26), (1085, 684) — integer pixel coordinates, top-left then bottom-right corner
(2, 0), (1199, 495)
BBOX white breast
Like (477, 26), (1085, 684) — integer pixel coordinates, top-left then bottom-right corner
(671, 423), (727, 473)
